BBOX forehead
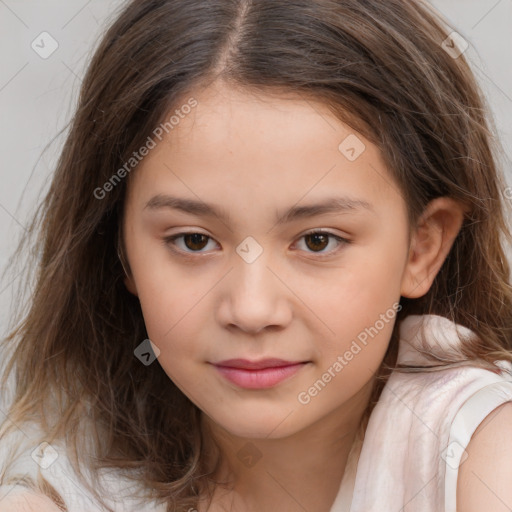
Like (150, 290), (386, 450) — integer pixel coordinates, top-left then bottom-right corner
(127, 82), (405, 222)
(170, 82), (357, 153)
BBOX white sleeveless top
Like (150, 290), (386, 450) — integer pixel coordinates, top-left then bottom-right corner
(1, 314), (512, 511)
(0, 422), (168, 511)
(330, 313), (512, 512)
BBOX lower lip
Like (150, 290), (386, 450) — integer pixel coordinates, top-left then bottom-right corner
(213, 363), (307, 389)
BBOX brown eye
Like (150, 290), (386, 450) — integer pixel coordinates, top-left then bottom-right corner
(294, 230), (349, 257)
(164, 232), (217, 254)
(304, 233), (329, 252)
(182, 233), (209, 251)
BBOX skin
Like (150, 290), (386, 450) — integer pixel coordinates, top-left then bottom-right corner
(122, 81), (465, 511)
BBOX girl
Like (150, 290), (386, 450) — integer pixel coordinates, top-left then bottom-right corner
(1, 0), (512, 511)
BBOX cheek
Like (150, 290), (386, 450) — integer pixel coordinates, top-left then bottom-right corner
(129, 256), (199, 363)
(301, 277), (400, 412)
(137, 284), (202, 355)
(136, 282), (206, 396)
(131, 259), (222, 395)
(315, 240), (405, 331)
(127, 236), (206, 344)
(307, 237), (405, 381)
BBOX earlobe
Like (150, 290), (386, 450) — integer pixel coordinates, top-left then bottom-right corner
(400, 197), (467, 299)
(124, 275), (139, 296)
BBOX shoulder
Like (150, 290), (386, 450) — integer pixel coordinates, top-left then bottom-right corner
(0, 488), (62, 512)
(457, 400), (512, 512)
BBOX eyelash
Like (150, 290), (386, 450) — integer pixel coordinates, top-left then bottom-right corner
(162, 230), (351, 259)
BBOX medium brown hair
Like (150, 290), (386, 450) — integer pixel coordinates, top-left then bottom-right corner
(2, 0), (512, 510)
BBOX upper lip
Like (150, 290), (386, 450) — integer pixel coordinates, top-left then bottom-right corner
(212, 358), (306, 370)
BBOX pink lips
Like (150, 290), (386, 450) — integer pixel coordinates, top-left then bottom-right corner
(211, 358), (308, 389)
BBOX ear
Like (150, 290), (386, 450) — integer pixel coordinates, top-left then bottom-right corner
(401, 197), (467, 299)
(117, 238), (139, 297)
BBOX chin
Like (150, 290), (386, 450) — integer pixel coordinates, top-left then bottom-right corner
(208, 408), (306, 440)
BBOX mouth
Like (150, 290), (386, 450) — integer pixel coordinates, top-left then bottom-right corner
(210, 358), (310, 389)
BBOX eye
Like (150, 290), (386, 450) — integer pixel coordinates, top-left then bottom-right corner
(293, 230), (350, 256)
(163, 232), (219, 254)
(163, 230), (350, 257)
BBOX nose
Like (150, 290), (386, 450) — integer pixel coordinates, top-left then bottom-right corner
(215, 248), (293, 335)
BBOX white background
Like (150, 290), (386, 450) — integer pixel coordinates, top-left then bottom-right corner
(0, 0), (511, 335)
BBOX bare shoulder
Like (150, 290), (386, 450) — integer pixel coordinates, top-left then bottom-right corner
(0, 489), (62, 512)
(457, 401), (512, 512)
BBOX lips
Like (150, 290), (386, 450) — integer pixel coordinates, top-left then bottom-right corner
(214, 358), (303, 370)
(211, 358), (309, 389)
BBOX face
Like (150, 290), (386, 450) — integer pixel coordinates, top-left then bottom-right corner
(122, 81), (412, 439)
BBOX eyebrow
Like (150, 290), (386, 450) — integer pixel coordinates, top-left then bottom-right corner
(144, 193), (375, 225)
